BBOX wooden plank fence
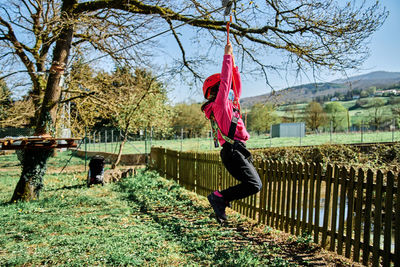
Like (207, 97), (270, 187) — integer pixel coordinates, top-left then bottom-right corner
(149, 147), (399, 266)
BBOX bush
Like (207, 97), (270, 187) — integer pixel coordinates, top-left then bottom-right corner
(253, 143), (400, 171)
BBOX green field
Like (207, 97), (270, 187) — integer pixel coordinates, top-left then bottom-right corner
(277, 96), (398, 126)
(82, 130), (400, 154)
(0, 152), (358, 266)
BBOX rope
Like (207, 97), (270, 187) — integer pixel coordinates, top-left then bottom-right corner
(226, 14), (241, 115)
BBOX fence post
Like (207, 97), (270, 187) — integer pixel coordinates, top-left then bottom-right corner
(145, 128), (148, 164)
(84, 127), (87, 172)
(181, 127), (183, 151)
(105, 130), (107, 152)
(299, 123), (302, 146)
(92, 131), (96, 151)
(392, 118), (395, 142)
(361, 121), (363, 143)
(150, 127), (153, 151)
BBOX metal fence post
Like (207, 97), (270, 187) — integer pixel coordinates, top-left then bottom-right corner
(105, 130), (107, 152)
(84, 127), (87, 172)
(181, 127), (183, 151)
(361, 121), (364, 143)
(98, 131), (101, 151)
(392, 118), (395, 142)
(150, 127), (153, 151)
(145, 128), (148, 164)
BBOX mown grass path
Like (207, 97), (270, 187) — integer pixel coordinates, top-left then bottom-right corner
(0, 153), (360, 266)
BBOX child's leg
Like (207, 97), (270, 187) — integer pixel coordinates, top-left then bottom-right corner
(219, 143), (262, 202)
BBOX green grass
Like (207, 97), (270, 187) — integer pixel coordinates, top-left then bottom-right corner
(0, 152), (361, 266)
(0, 153), (293, 266)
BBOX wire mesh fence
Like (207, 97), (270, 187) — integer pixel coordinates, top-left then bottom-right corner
(1, 121), (399, 154)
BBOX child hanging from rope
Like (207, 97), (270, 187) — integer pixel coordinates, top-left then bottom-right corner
(201, 42), (262, 223)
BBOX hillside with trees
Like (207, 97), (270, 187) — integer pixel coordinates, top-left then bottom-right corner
(241, 71), (400, 107)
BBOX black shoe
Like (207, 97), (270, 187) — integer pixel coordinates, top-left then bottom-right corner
(207, 192), (227, 223)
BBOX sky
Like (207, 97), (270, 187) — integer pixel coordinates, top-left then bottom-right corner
(163, 0), (400, 104)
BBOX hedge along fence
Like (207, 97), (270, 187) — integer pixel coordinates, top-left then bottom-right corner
(150, 147), (400, 266)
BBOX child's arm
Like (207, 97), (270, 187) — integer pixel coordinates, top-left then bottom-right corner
(233, 63), (242, 99)
(215, 43), (234, 105)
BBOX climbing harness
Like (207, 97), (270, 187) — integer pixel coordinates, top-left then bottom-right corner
(210, 110), (238, 147)
(210, 99), (240, 148)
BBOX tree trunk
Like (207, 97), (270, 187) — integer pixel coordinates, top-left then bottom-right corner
(11, 0), (76, 202)
(113, 138), (127, 169)
(11, 149), (53, 202)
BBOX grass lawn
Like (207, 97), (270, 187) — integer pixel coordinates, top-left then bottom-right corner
(0, 152), (360, 266)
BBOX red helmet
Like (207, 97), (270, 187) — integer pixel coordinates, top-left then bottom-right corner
(203, 73), (220, 99)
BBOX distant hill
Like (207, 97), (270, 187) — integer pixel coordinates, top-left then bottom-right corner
(241, 71), (400, 108)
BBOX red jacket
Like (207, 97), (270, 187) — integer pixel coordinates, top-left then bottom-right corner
(203, 55), (250, 145)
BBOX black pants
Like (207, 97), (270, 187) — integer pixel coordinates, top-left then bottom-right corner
(219, 141), (262, 202)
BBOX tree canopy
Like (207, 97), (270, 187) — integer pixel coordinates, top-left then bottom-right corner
(324, 102), (347, 132)
(247, 103), (279, 134)
(304, 101), (326, 132)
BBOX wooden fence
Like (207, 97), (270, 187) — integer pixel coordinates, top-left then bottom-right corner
(150, 147), (400, 267)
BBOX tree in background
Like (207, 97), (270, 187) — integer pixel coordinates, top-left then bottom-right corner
(247, 104), (279, 134)
(392, 105), (400, 128)
(283, 104), (298, 122)
(171, 103), (208, 138)
(324, 102), (347, 132)
(74, 66), (170, 167)
(0, 80), (12, 123)
(304, 101), (326, 133)
(0, 0), (387, 201)
(0, 81), (34, 128)
(367, 98), (387, 130)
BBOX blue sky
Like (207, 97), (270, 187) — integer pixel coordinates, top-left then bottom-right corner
(164, 0), (400, 104)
